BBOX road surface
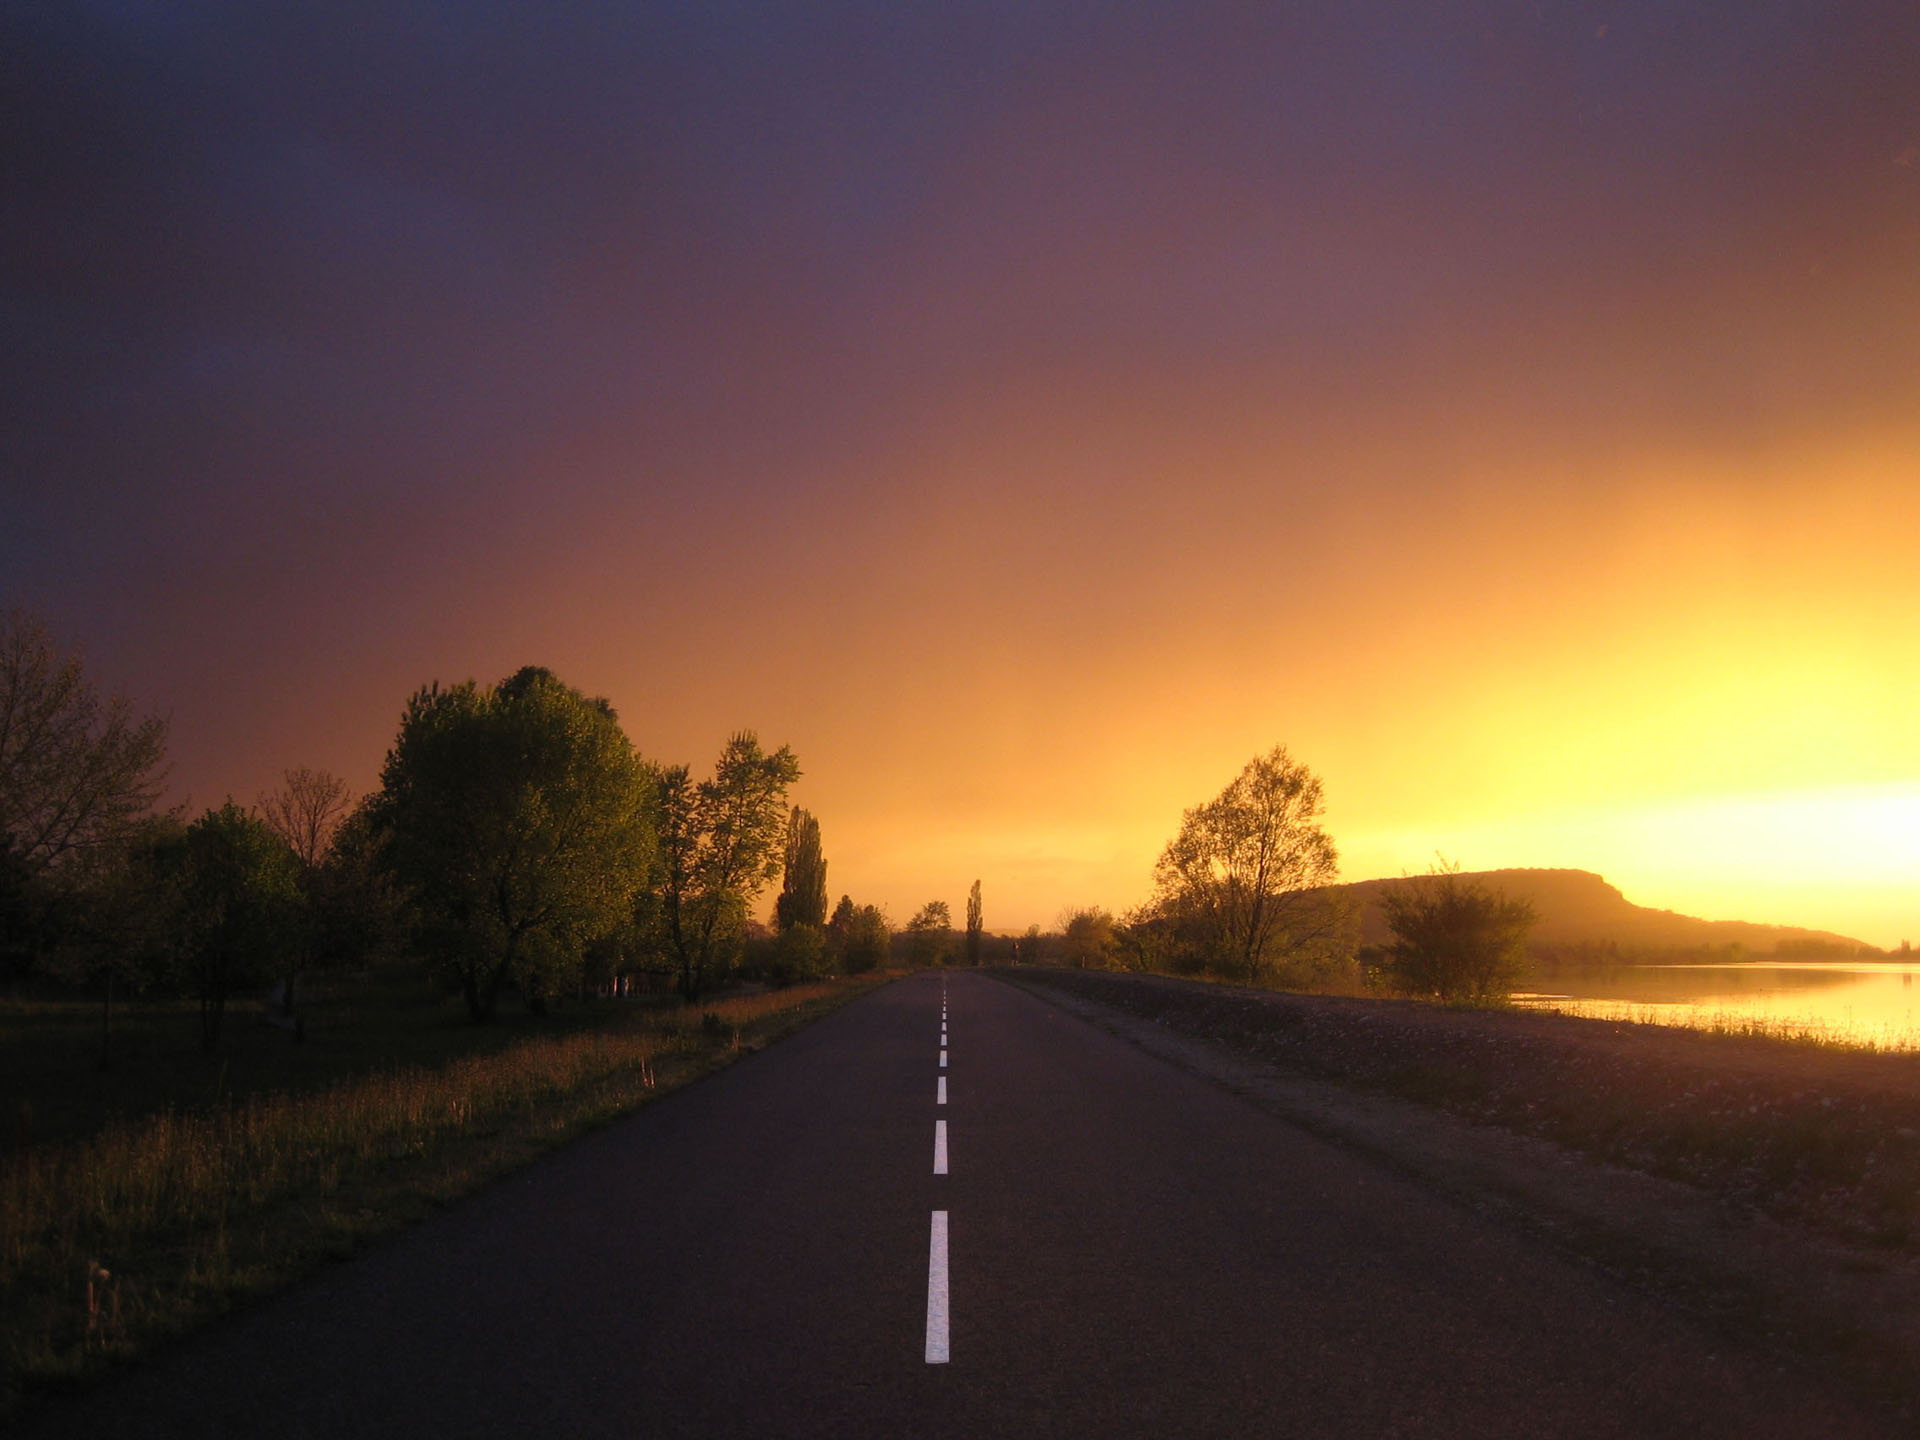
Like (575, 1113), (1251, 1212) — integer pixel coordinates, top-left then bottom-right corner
(17, 971), (1895, 1437)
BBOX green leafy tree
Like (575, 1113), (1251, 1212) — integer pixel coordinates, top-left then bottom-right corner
(166, 803), (303, 1052)
(842, 903), (891, 973)
(309, 796), (404, 974)
(1147, 745), (1346, 985)
(824, 893), (856, 963)
(1381, 862), (1536, 1002)
(964, 879), (983, 966)
(903, 899), (953, 968)
(774, 807), (828, 932)
(653, 732), (801, 1000)
(1059, 906), (1116, 969)
(372, 667), (656, 1021)
(822, 894), (891, 974)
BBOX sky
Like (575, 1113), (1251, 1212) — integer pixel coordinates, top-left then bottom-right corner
(4, 2), (1918, 944)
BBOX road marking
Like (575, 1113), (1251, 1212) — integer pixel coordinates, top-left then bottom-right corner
(939, 1049), (947, 1068)
(937, 1075), (947, 1105)
(926, 1211), (950, 1364)
(934, 1119), (948, 1174)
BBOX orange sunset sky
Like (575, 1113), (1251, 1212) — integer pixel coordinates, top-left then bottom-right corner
(5, 4), (1917, 944)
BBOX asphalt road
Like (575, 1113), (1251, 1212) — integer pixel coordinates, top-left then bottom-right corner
(19, 971), (1897, 1438)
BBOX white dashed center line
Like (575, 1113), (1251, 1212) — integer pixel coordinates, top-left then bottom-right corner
(926, 1211), (950, 1364)
(927, 984), (953, 1364)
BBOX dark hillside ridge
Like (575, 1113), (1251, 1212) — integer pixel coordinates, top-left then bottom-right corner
(1336, 868), (1877, 954)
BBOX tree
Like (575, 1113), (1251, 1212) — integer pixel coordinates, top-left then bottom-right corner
(842, 903), (891, 973)
(0, 609), (169, 879)
(1016, 923), (1044, 965)
(825, 893), (856, 962)
(36, 814), (184, 1067)
(652, 732), (801, 1000)
(259, 766), (351, 871)
(0, 835), (33, 981)
(167, 803), (303, 1052)
(766, 922), (825, 986)
(1381, 862), (1536, 1003)
(774, 807), (828, 932)
(824, 893), (890, 974)
(1059, 906), (1116, 969)
(964, 879), (983, 966)
(1147, 745), (1345, 985)
(371, 667), (656, 1021)
(903, 900), (953, 968)
(258, 766), (353, 1019)
(307, 795), (403, 975)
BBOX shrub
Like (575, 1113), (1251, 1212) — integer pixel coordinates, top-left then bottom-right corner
(1381, 865), (1534, 1002)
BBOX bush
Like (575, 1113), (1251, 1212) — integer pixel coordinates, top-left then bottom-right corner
(1381, 865), (1535, 1002)
(765, 923), (825, 986)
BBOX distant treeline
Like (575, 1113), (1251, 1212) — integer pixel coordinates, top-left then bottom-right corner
(16, 604), (1855, 1047)
(0, 609), (919, 1059)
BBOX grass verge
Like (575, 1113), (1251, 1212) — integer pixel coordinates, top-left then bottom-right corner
(1000, 966), (1920, 1421)
(1006, 967), (1920, 1249)
(0, 975), (888, 1414)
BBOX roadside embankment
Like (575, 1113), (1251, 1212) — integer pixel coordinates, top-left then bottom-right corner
(998, 966), (1920, 1419)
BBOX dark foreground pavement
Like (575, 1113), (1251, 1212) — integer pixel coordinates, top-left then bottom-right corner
(18, 971), (1897, 1438)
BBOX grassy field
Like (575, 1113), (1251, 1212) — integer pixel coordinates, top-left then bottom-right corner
(0, 969), (890, 1413)
(1, 965), (696, 1153)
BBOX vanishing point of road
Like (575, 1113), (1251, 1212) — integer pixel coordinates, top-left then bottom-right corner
(18, 972), (1895, 1438)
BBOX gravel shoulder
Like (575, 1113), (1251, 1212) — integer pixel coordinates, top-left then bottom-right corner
(995, 966), (1920, 1422)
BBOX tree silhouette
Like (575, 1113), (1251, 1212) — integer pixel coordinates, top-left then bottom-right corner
(653, 732), (801, 1000)
(964, 879), (983, 966)
(774, 807), (828, 932)
(0, 608), (168, 877)
(1381, 861), (1535, 1002)
(1147, 745), (1344, 984)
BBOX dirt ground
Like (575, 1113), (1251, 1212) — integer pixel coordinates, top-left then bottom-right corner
(997, 966), (1920, 1421)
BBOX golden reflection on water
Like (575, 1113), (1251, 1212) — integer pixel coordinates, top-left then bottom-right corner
(1513, 962), (1920, 1051)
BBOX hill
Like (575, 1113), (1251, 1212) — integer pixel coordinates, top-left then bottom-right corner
(1336, 868), (1878, 956)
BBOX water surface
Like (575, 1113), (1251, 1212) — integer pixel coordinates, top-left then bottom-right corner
(1514, 959), (1920, 1049)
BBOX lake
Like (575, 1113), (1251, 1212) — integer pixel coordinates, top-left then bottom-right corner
(1514, 958), (1920, 1049)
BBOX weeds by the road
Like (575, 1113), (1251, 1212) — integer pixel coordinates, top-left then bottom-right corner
(0, 977), (885, 1412)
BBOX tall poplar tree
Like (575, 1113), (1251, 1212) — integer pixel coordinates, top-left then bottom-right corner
(774, 806), (828, 932)
(964, 879), (983, 966)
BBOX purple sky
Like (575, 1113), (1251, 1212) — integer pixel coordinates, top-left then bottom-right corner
(5, 2), (1919, 937)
